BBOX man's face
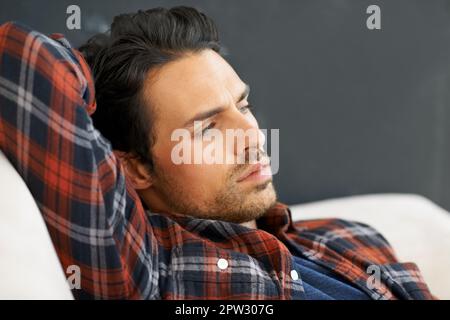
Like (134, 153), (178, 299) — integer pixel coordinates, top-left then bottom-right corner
(140, 49), (277, 223)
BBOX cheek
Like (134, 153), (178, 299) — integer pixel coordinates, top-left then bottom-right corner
(155, 142), (231, 193)
(180, 162), (231, 189)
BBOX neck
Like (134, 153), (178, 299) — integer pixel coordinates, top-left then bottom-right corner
(140, 190), (258, 229)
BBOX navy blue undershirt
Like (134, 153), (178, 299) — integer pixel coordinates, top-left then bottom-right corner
(292, 255), (370, 300)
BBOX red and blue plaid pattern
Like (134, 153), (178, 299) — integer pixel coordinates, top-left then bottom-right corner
(0, 22), (434, 300)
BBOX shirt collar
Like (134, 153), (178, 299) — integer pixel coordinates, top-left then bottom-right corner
(256, 202), (294, 236)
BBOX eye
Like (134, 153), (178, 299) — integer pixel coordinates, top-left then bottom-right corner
(239, 104), (254, 114)
(201, 122), (216, 134)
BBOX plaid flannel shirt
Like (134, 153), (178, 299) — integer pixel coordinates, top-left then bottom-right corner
(0, 22), (434, 300)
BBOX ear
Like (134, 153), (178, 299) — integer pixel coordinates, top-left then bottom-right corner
(115, 151), (153, 190)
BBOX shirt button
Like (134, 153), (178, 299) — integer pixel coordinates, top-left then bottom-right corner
(290, 270), (299, 281)
(217, 258), (229, 270)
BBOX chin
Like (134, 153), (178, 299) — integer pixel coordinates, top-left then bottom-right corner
(244, 182), (277, 212)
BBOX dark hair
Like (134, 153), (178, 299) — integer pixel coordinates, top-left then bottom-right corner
(79, 6), (221, 171)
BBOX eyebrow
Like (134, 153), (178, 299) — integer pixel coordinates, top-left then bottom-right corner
(183, 84), (250, 127)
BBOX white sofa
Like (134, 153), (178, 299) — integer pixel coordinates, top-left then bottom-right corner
(1, 150), (449, 299)
(0, 151), (73, 299)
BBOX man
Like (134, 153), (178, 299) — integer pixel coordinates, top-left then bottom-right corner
(0, 7), (433, 299)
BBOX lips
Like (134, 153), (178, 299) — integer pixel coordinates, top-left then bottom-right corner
(237, 163), (271, 182)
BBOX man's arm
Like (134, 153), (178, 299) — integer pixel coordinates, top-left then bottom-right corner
(0, 22), (158, 299)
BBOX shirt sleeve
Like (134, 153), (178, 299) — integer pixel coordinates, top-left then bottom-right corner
(0, 22), (158, 299)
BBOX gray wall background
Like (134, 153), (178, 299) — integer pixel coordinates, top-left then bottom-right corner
(2, 0), (450, 210)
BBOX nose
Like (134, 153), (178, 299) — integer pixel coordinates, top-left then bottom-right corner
(229, 109), (266, 163)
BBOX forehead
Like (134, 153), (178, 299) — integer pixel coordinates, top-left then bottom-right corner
(143, 50), (246, 127)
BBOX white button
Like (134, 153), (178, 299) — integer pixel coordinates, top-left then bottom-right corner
(290, 270), (299, 281)
(217, 258), (229, 270)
